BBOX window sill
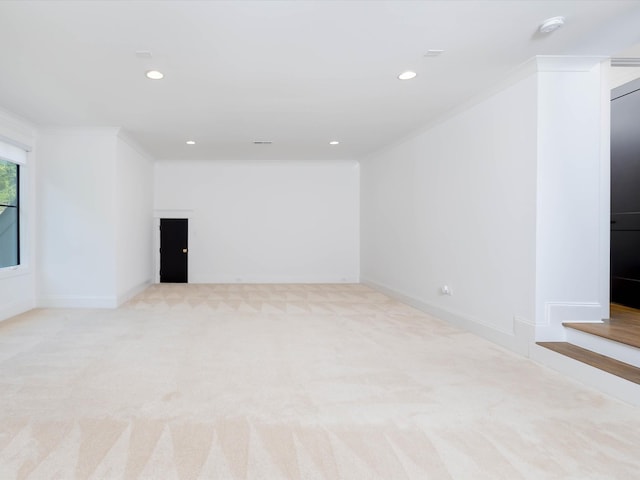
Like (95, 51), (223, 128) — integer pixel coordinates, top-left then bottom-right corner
(0, 265), (31, 280)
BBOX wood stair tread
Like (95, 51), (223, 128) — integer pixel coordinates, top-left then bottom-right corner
(537, 342), (640, 385)
(563, 318), (640, 349)
(610, 304), (640, 325)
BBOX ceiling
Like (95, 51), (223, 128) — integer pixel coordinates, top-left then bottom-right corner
(1, 1), (640, 161)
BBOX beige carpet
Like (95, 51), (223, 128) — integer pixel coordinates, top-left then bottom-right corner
(0, 283), (638, 479)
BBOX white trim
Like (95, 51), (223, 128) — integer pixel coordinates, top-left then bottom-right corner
(190, 274), (359, 284)
(155, 158), (357, 166)
(531, 343), (640, 407)
(534, 56), (607, 72)
(0, 264), (30, 280)
(566, 328), (640, 368)
(153, 215), (192, 284)
(599, 60), (612, 324)
(153, 209), (194, 219)
(536, 302), (604, 341)
(153, 212), (193, 284)
(535, 324), (567, 343)
(0, 139), (27, 164)
(362, 278), (531, 356)
(116, 129), (155, 163)
(0, 107), (36, 149)
(38, 126), (120, 137)
(39, 295), (119, 309)
(545, 301), (603, 325)
(154, 218), (160, 284)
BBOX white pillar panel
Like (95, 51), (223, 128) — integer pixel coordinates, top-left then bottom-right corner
(534, 58), (610, 340)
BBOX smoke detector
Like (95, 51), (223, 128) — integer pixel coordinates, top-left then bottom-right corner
(539, 16), (565, 33)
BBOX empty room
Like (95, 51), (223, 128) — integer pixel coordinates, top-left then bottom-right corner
(1, 1), (640, 478)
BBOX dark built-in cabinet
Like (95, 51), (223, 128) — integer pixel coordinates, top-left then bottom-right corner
(611, 78), (640, 308)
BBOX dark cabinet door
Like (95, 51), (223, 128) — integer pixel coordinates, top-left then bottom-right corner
(160, 218), (188, 283)
(611, 80), (640, 308)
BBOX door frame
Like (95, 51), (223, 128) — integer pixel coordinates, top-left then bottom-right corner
(153, 210), (193, 284)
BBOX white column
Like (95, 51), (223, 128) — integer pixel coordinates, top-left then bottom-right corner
(534, 57), (610, 340)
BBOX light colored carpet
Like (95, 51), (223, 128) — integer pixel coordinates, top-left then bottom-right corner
(0, 283), (638, 479)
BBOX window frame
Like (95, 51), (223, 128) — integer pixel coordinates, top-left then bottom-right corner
(0, 160), (19, 267)
(0, 136), (28, 277)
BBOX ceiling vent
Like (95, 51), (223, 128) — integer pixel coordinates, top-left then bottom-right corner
(611, 58), (640, 67)
(253, 141), (273, 145)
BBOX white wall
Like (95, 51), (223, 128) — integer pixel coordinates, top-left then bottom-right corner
(115, 133), (154, 303)
(361, 73), (538, 351)
(0, 108), (36, 321)
(38, 128), (118, 307)
(361, 56), (611, 351)
(37, 128), (155, 308)
(155, 160), (359, 283)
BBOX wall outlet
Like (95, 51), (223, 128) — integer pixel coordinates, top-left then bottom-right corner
(440, 285), (453, 295)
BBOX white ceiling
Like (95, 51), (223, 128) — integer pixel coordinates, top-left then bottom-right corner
(1, 1), (640, 161)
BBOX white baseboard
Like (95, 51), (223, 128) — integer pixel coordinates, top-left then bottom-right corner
(361, 278), (640, 406)
(189, 274), (360, 284)
(117, 280), (152, 306)
(536, 302), (604, 341)
(38, 295), (119, 309)
(546, 302), (603, 323)
(361, 278), (532, 357)
(533, 324), (568, 342)
(0, 298), (35, 322)
(566, 328), (640, 368)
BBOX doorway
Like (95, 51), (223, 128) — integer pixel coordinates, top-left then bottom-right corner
(610, 78), (640, 308)
(160, 218), (188, 283)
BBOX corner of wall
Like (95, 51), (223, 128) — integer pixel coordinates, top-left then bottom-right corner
(116, 128), (155, 163)
(0, 297), (35, 323)
(0, 107), (37, 322)
(117, 279), (152, 306)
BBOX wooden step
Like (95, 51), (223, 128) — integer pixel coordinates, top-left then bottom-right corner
(563, 317), (640, 350)
(537, 342), (640, 385)
(609, 303), (640, 325)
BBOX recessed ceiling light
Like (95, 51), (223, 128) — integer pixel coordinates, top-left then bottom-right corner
(186, 140), (196, 145)
(329, 141), (340, 145)
(539, 16), (565, 33)
(146, 70), (164, 80)
(398, 71), (417, 80)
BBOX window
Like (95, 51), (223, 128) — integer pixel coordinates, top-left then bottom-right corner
(0, 158), (19, 268)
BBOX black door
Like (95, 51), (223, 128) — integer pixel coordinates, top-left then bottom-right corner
(160, 218), (188, 283)
(611, 79), (640, 308)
